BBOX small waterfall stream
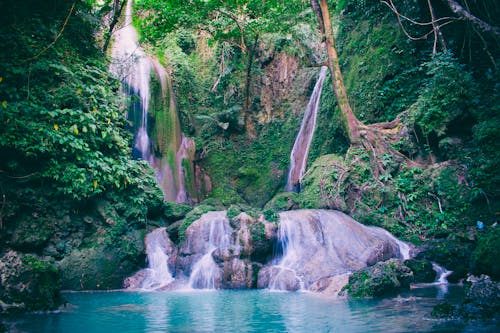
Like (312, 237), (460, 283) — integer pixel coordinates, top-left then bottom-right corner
(286, 66), (328, 191)
(188, 215), (233, 289)
(124, 228), (175, 291)
(110, 0), (193, 202)
(139, 228), (175, 290)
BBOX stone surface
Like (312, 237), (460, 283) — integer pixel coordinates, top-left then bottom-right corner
(342, 259), (413, 298)
(404, 259), (437, 283)
(258, 210), (405, 291)
(0, 251), (62, 313)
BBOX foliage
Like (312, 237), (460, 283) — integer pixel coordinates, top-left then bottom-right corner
(472, 227), (500, 280)
(411, 52), (477, 137)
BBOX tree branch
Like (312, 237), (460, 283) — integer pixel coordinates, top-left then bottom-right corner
(25, 2), (76, 62)
(444, 0), (500, 35)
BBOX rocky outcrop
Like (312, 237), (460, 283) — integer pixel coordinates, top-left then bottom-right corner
(0, 251), (62, 313)
(258, 210), (406, 292)
(341, 259), (413, 298)
(432, 275), (500, 320)
(126, 209), (410, 293)
(404, 259), (436, 283)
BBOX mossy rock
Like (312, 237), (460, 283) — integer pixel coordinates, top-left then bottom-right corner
(431, 301), (457, 319)
(471, 227), (500, 280)
(58, 230), (145, 290)
(9, 215), (55, 251)
(416, 238), (473, 283)
(435, 275), (500, 320)
(342, 259), (413, 298)
(0, 251), (62, 313)
(404, 259), (436, 283)
(162, 202), (192, 223)
(299, 154), (349, 211)
(264, 192), (300, 212)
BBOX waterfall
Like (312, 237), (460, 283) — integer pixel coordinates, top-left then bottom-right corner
(188, 216), (232, 289)
(264, 210), (408, 291)
(110, 0), (193, 202)
(124, 228), (175, 290)
(286, 66), (328, 192)
(432, 262), (452, 284)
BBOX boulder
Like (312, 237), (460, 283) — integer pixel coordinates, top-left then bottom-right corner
(404, 259), (436, 283)
(0, 251), (62, 313)
(258, 210), (406, 291)
(342, 259), (413, 298)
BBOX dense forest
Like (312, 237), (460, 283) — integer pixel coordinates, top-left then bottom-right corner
(0, 0), (498, 318)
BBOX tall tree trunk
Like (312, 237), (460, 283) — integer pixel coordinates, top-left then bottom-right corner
(311, 0), (417, 177)
(102, 0), (127, 53)
(314, 0), (363, 144)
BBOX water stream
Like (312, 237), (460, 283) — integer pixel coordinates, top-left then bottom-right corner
(286, 66), (328, 191)
(110, 0), (192, 202)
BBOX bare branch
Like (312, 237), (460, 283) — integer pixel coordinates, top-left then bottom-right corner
(445, 0), (500, 35)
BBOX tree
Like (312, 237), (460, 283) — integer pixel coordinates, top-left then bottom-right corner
(133, 0), (308, 137)
(310, 0), (413, 178)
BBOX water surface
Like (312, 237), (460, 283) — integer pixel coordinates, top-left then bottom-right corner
(5, 286), (498, 332)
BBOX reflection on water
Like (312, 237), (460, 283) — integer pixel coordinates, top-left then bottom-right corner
(4, 286), (499, 333)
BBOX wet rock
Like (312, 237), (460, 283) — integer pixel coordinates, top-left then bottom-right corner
(309, 273), (350, 296)
(342, 259), (413, 298)
(260, 210), (405, 291)
(222, 259), (253, 289)
(404, 259), (436, 283)
(257, 266), (301, 291)
(415, 239), (473, 283)
(457, 275), (500, 319)
(0, 251), (62, 313)
(431, 301), (457, 319)
(58, 230), (145, 290)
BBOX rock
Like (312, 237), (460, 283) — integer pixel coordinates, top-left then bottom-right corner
(162, 202), (191, 223)
(257, 266), (301, 291)
(431, 302), (457, 319)
(222, 259), (253, 289)
(415, 239), (473, 283)
(431, 275), (500, 320)
(342, 259), (413, 298)
(309, 273), (350, 296)
(9, 215), (54, 251)
(457, 275), (500, 319)
(404, 259), (437, 283)
(58, 230), (145, 290)
(471, 227), (500, 280)
(259, 210), (405, 290)
(0, 251), (62, 313)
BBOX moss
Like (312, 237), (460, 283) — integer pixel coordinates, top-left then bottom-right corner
(342, 259), (413, 298)
(472, 227), (500, 280)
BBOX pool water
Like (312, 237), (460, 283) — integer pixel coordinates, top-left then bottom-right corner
(4, 286), (498, 332)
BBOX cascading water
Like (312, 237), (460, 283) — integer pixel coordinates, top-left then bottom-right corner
(265, 210), (410, 291)
(110, 0), (152, 161)
(188, 214), (233, 289)
(110, 0), (193, 202)
(432, 262), (453, 284)
(286, 66), (328, 192)
(124, 228), (175, 290)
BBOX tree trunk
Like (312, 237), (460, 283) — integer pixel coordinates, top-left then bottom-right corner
(311, 0), (418, 177)
(315, 0), (363, 144)
(102, 0), (127, 53)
